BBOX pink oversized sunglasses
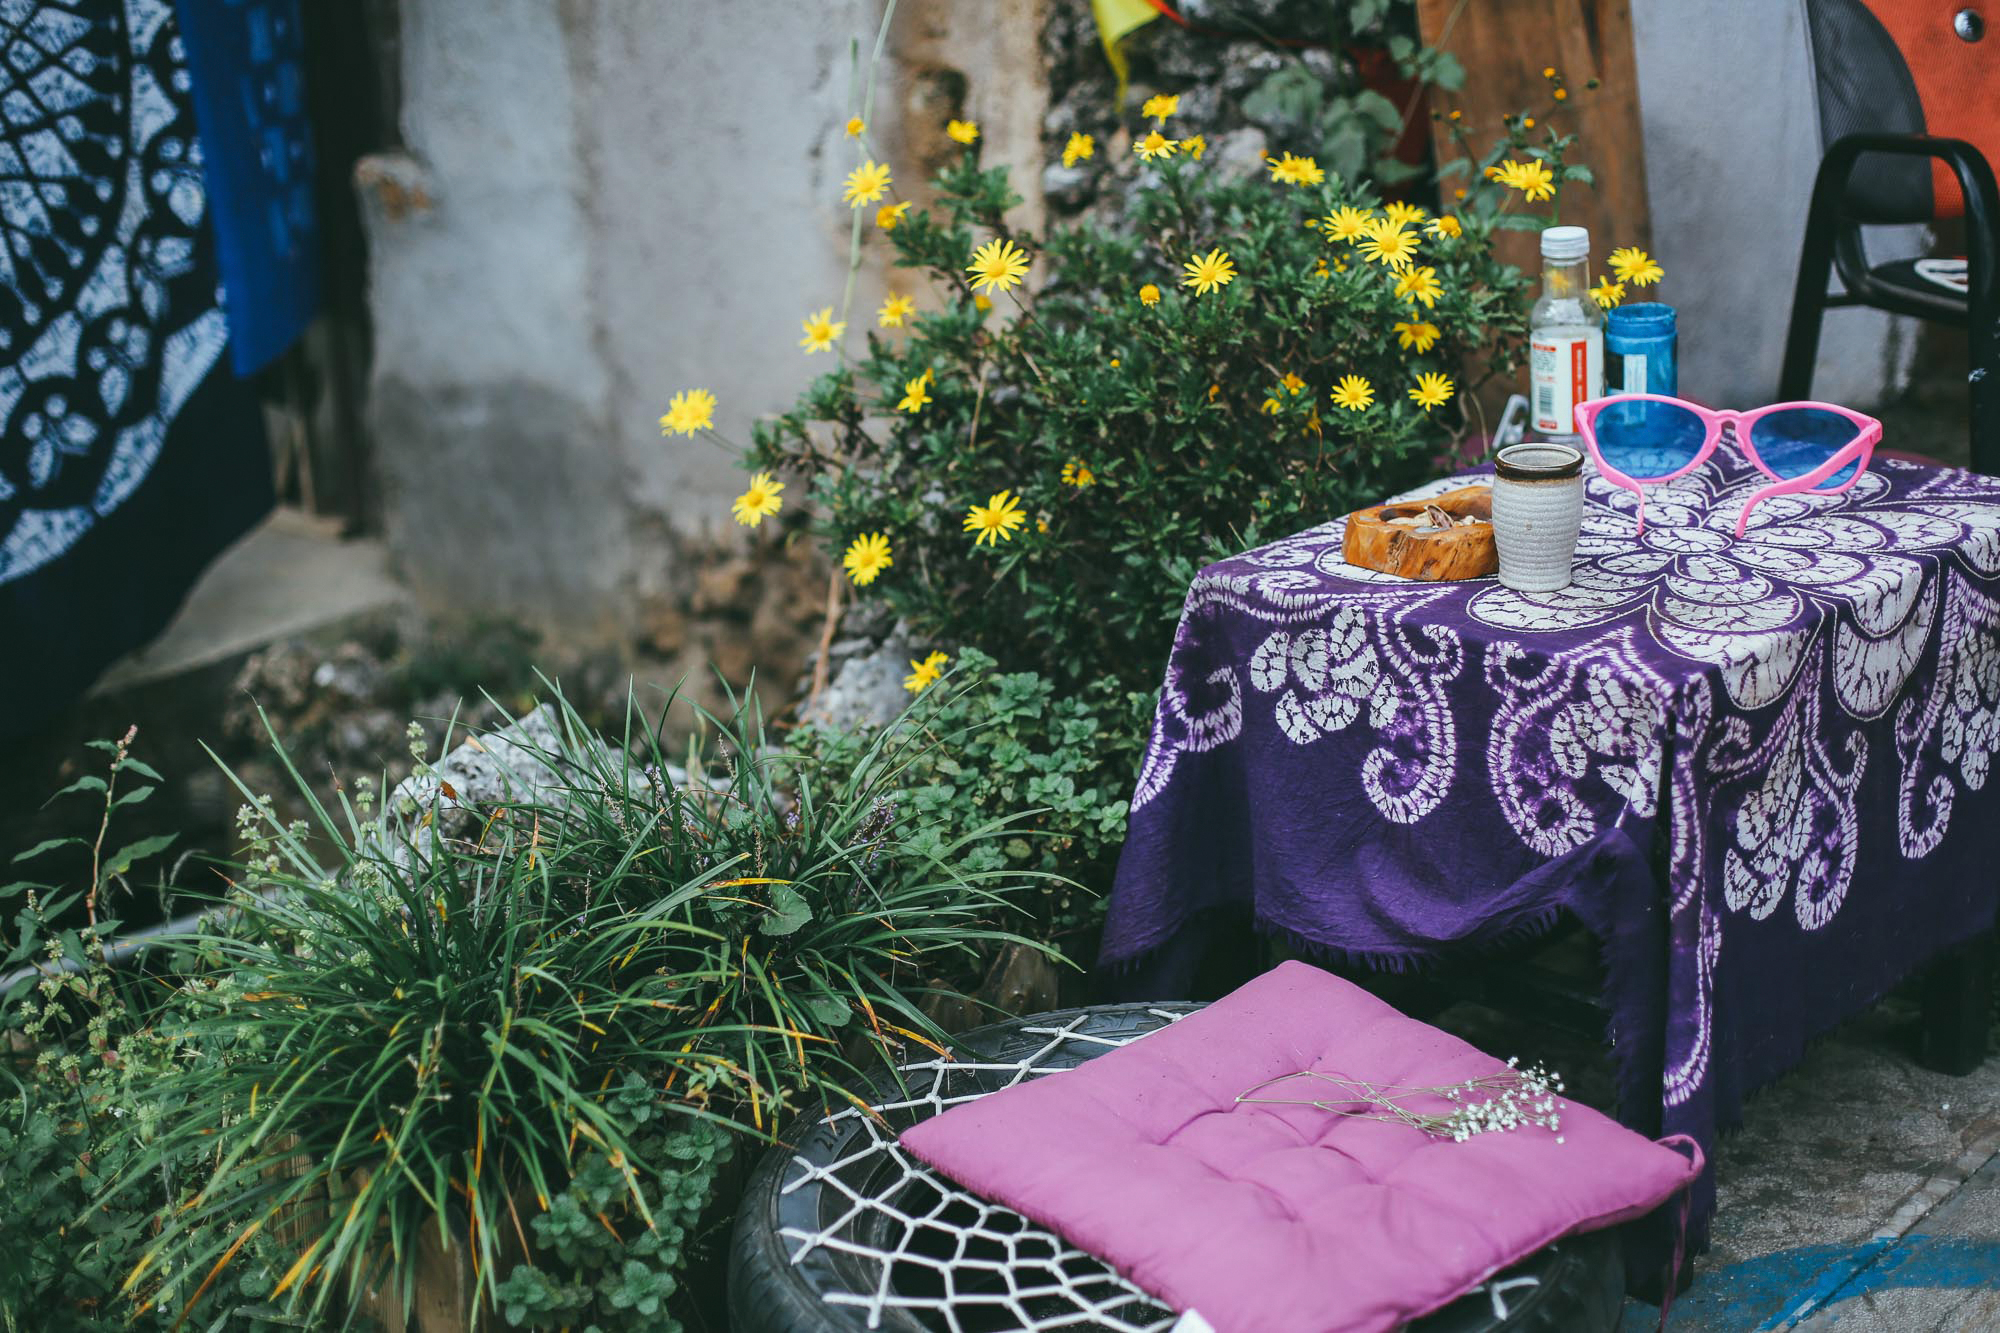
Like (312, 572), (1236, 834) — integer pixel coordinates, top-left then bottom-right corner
(1573, 393), (1883, 538)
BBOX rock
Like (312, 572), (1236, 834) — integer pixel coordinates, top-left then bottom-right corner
(1043, 161), (1098, 211)
(975, 943), (1065, 1017)
(920, 984), (986, 1036)
(1218, 42), (1286, 100)
(382, 704), (661, 866)
(799, 625), (921, 734)
(1204, 126), (1272, 185)
(1171, 83), (1224, 128)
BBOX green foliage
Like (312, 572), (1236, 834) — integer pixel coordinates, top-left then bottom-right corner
(113, 679), (1047, 1327)
(1, 739), (290, 1332)
(493, 1115), (731, 1332)
(794, 650), (1152, 944)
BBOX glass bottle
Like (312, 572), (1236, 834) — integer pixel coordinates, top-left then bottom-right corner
(1528, 225), (1603, 442)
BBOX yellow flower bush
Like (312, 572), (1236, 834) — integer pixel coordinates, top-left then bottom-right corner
(722, 96), (1583, 773)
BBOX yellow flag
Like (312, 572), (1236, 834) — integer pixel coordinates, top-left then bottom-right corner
(1091, 0), (1161, 106)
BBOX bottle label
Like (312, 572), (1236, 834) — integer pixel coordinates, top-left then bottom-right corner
(1530, 331), (1603, 434)
(1622, 352), (1647, 396)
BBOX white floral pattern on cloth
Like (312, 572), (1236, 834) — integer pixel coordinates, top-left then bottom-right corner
(1896, 568), (2000, 859)
(1463, 463), (2000, 710)
(1710, 637), (1867, 929)
(1483, 629), (1672, 857)
(1244, 601), (1465, 824)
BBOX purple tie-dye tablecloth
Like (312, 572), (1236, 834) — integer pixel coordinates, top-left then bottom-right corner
(1103, 448), (2000, 1250)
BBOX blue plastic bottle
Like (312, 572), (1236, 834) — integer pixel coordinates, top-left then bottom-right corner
(1604, 303), (1677, 399)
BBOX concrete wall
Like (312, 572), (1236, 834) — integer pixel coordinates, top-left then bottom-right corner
(1631, 0), (1921, 407)
(362, 0), (1047, 638)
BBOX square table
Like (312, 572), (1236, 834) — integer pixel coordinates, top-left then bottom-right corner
(1102, 448), (2000, 1254)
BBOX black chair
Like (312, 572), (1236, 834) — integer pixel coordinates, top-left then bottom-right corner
(1780, 0), (2000, 473)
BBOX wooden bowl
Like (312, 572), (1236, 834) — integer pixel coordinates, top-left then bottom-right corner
(1341, 483), (1497, 581)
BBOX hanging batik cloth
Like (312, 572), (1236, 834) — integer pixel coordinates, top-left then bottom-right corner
(0, 0), (287, 735)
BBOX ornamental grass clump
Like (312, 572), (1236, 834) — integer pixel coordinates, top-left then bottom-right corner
(113, 681), (1046, 1329)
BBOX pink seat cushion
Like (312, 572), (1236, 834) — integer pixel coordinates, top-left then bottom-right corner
(900, 961), (1700, 1333)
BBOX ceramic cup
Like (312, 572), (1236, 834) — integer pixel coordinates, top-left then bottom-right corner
(1491, 443), (1585, 592)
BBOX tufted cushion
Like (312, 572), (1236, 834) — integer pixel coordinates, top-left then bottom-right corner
(900, 961), (1701, 1333)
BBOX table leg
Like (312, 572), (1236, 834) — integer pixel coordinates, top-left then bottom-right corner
(1919, 929), (1996, 1076)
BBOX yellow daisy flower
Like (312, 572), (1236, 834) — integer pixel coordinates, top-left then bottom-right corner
(878, 292), (916, 328)
(1184, 133), (1207, 159)
(843, 159), (892, 207)
(1260, 395), (1283, 416)
(845, 116), (866, 138)
(964, 489), (1027, 546)
(1553, 87), (1568, 101)
(966, 237), (1031, 294)
(1268, 152), (1325, 186)
(1061, 458), (1097, 487)
(1500, 158), (1556, 202)
(1063, 131), (1095, 167)
(732, 471), (784, 526)
(1141, 92), (1180, 122)
(896, 374), (932, 412)
(1393, 320), (1440, 353)
(1608, 246), (1665, 286)
(1359, 219), (1421, 269)
(843, 532), (893, 586)
(1395, 265), (1443, 309)
(1425, 214), (1463, 239)
(903, 650), (948, 693)
(1590, 276), (1626, 309)
(877, 201), (912, 230)
(1139, 283), (1161, 306)
(1135, 130), (1178, 161)
(1321, 206), (1372, 243)
(1543, 65), (1556, 78)
(1281, 371), (1307, 395)
(946, 118), (980, 144)
(658, 387), (717, 437)
(1181, 247), (1237, 295)
(1408, 371), (1455, 411)
(798, 307), (845, 354)
(973, 294), (993, 312)
(1383, 201), (1427, 228)
(1330, 375), (1374, 412)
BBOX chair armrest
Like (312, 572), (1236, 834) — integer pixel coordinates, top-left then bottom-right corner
(1812, 133), (1999, 310)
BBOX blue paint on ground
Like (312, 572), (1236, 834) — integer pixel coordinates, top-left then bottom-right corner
(1640, 1236), (2000, 1329)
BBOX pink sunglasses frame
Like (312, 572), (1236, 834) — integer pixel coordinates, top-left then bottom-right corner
(1572, 393), (1883, 539)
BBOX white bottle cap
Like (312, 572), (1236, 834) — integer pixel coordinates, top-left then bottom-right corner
(1541, 225), (1589, 261)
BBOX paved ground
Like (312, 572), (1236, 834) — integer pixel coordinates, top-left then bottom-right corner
(1653, 997), (2000, 1330)
(1433, 986), (2000, 1330)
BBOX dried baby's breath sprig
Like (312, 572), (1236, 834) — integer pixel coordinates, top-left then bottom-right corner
(1237, 1057), (1568, 1143)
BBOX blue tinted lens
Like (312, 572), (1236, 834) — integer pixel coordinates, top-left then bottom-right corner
(1591, 399), (1706, 478)
(1748, 408), (1862, 488)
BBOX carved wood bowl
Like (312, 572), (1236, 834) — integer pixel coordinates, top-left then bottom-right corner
(1340, 483), (1497, 581)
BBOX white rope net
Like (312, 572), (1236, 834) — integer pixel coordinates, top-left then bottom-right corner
(773, 1004), (1548, 1332)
